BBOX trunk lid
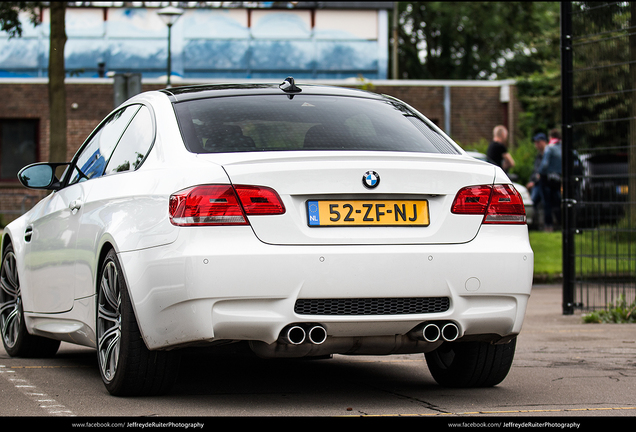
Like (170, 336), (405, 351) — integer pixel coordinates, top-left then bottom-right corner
(199, 151), (498, 245)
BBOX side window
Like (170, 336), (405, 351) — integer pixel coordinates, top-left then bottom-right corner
(104, 105), (154, 175)
(68, 105), (141, 185)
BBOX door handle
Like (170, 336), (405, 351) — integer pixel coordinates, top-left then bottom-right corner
(25, 226), (33, 242)
(69, 200), (83, 212)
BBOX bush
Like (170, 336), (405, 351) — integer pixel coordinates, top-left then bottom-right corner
(582, 294), (636, 323)
(459, 138), (490, 155)
(510, 138), (537, 186)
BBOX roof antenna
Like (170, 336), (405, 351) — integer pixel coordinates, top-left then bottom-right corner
(279, 76), (302, 97)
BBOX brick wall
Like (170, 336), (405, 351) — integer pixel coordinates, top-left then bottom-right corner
(0, 80), (519, 220)
(66, 83), (116, 159)
(372, 84), (521, 147)
(373, 85), (446, 127)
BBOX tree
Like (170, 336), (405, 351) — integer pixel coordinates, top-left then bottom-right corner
(48, 2), (67, 163)
(1, 2), (67, 163)
(394, 2), (559, 81)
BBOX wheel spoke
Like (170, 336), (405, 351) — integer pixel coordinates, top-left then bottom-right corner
(1, 278), (18, 297)
(97, 303), (118, 323)
(0, 298), (17, 316)
(2, 306), (20, 347)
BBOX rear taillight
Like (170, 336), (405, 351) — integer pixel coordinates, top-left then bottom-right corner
(451, 184), (526, 224)
(169, 184), (285, 226)
(233, 185), (286, 215)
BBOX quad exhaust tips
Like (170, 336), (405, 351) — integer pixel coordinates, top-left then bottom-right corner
(414, 322), (460, 343)
(280, 322), (459, 346)
(280, 324), (328, 345)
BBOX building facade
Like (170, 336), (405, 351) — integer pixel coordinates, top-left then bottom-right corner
(0, 3), (520, 221)
(0, 2), (390, 80)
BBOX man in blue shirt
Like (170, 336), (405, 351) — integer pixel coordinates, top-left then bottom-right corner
(527, 132), (547, 212)
(539, 129), (562, 231)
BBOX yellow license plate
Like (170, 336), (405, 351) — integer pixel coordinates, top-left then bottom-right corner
(307, 200), (429, 227)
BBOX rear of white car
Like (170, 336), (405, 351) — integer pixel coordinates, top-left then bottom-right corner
(1, 80), (533, 395)
(124, 152), (532, 341)
(123, 83), (533, 386)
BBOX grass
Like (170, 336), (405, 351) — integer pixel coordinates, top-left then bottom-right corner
(529, 231), (562, 280)
(530, 228), (636, 280)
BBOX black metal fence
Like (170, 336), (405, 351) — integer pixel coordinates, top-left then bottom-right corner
(561, 2), (636, 314)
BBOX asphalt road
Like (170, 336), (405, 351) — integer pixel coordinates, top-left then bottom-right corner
(1, 284), (635, 424)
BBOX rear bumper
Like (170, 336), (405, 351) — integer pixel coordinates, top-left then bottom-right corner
(119, 225), (533, 351)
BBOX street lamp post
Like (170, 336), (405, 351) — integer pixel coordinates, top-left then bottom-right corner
(157, 6), (184, 88)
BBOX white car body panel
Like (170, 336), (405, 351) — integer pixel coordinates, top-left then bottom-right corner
(119, 224), (532, 350)
(22, 182), (88, 313)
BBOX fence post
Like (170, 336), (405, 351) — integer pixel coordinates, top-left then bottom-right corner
(561, 1), (575, 315)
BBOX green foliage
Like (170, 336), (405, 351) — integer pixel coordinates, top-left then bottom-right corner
(509, 138), (537, 186)
(395, 2), (560, 81)
(0, 2), (41, 38)
(516, 69), (561, 140)
(582, 295), (636, 323)
(510, 3), (561, 143)
(458, 138), (489, 155)
(568, 2), (633, 151)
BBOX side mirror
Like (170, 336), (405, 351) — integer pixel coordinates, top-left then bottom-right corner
(17, 163), (69, 190)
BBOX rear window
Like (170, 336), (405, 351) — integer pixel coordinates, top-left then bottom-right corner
(173, 94), (459, 155)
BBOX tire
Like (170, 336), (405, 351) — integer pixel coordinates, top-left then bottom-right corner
(425, 337), (517, 388)
(96, 249), (180, 396)
(1, 244), (60, 358)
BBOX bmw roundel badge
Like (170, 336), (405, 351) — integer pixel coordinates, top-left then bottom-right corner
(363, 170), (380, 189)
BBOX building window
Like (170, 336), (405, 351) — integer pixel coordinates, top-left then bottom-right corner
(0, 119), (39, 182)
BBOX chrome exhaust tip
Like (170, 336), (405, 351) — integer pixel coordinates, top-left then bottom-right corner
(441, 322), (459, 342)
(422, 323), (441, 342)
(282, 325), (306, 345)
(308, 325), (327, 345)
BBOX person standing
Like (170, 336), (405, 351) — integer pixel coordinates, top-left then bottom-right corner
(486, 125), (515, 172)
(539, 128), (562, 231)
(527, 133), (548, 225)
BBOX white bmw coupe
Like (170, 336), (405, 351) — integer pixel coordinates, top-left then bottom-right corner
(1, 78), (533, 396)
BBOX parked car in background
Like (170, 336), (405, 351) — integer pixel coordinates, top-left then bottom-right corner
(574, 152), (629, 228)
(1, 78), (533, 396)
